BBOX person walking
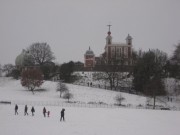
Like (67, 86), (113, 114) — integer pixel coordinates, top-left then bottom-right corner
(24, 105), (28, 116)
(43, 107), (46, 117)
(31, 106), (35, 116)
(47, 111), (50, 117)
(15, 104), (18, 115)
(60, 108), (65, 121)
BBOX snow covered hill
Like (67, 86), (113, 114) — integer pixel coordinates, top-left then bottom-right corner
(0, 77), (180, 110)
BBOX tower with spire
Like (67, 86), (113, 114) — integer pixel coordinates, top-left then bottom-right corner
(106, 24), (112, 45)
(104, 25), (133, 65)
(126, 34), (133, 45)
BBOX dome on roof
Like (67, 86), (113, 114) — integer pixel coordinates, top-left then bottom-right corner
(15, 49), (31, 66)
(85, 47), (94, 55)
(85, 50), (94, 55)
(15, 50), (25, 66)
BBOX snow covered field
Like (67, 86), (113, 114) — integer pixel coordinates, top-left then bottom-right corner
(1, 104), (180, 135)
(0, 77), (180, 135)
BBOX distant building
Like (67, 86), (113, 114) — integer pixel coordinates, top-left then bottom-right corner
(84, 25), (133, 68)
(15, 49), (30, 69)
(15, 49), (39, 71)
(84, 47), (95, 68)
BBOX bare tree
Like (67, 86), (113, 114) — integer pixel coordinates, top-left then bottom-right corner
(27, 42), (55, 66)
(21, 68), (44, 94)
(57, 81), (69, 98)
(115, 93), (125, 106)
(63, 91), (73, 102)
(3, 64), (14, 76)
(93, 57), (130, 90)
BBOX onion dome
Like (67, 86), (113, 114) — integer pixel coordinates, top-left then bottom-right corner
(85, 47), (94, 55)
(107, 31), (111, 35)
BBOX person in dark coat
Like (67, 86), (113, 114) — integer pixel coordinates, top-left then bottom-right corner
(15, 104), (18, 115)
(60, 108), (65, 121)
(47, 111), (50, 117)
(31, 106), (35, 116)
(43, 107), (46, 117)
(24, 105), (28, 116)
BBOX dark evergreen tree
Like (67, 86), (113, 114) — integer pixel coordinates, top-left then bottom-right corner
(11, 69), (21, 79)
(133, 49), (167, 94)
(168, 43), (180, 79)
(40, 62), (57, 80)
(59, 61), (75, 83)
(143, 76), (166, 109)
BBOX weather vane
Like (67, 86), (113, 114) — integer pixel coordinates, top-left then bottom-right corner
(107, 24), (112, 32)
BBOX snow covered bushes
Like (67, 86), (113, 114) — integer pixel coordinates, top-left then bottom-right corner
(115, 93), (125, 106)
(56, 81), (69, 98)
(63, 92), (73, 103)
(56, 81), (73, 102)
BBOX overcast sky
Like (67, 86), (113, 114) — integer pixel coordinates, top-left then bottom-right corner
(0, 0), (180, 65)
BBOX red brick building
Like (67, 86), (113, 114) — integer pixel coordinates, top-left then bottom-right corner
(104, 31), (133, 65)
(84, 26), (133, 68)
(84, 47), (95, 68)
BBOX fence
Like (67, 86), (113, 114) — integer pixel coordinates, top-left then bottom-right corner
(9, 100), (120, 109)
(1, 100), (179, 111)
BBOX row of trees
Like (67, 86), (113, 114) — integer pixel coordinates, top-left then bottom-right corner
(1, 42), (180, 109)
(1, 42), (77, 81)
(0, 43), (78, 98)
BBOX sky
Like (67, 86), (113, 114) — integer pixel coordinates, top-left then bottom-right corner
(0, 0), (180, 65)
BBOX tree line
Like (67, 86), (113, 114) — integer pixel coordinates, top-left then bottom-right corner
(1, 42), (180, 109)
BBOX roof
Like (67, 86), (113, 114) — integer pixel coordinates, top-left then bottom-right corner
(106, 42), (131, 46)
(15, 50), (26, 66)
(85, 47), (94, 55)
(15, 49), (31, 66)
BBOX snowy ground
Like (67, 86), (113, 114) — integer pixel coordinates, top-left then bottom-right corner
(1, 77), (180, 135)
(1, 104), (180, 135)
(1, 77), (179, 109)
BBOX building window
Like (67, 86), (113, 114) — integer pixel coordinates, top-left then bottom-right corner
(116, 47), (122, 58)
(111, 47), (115, 58)
(124, 47), (128, 58)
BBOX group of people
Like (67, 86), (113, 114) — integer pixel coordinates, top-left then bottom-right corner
(43, 107), (50, 117)
(14, 104), (65, 121)
(15, 104), (36, 116)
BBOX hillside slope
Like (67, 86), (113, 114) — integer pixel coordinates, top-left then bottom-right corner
(0, 77), (179, 109)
